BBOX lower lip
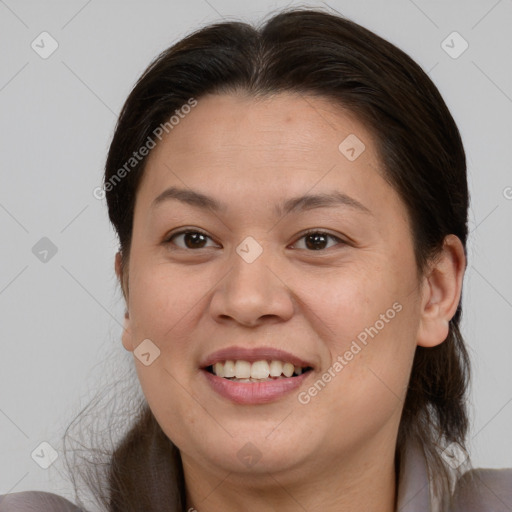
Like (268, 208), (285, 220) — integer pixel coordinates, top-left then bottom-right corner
(201, 369), (312, 404)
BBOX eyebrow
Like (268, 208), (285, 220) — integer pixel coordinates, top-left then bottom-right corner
(151, 186), (372, 217)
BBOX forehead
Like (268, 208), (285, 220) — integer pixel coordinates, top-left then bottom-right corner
(140, 92), (381, 189)
(147, 91), (374, 163)
(134, 92), (408, 233)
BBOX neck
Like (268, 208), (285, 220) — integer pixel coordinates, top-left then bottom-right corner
(182, 440), (397, 512)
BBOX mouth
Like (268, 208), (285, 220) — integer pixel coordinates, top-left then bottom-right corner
(199, 346), (316, 404)
(203, 359), (314, 382)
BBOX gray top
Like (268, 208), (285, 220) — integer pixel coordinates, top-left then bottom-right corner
(1, 442), (511, 511)
(0, 491), (83, 511)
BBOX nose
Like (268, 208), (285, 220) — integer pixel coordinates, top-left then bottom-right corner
(209, 245), (295, 327)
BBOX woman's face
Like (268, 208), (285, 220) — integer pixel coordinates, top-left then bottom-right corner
(119, 92), (427, 481)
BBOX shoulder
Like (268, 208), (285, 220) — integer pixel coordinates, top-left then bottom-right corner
(452, 466), (512, 512)
(0, 491), (83, 512)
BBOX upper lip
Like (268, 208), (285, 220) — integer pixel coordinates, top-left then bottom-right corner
(200, 346), (315, 370)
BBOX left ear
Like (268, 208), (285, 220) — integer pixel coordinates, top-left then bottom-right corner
(115, 250), (133, 352)
(417, 234), (466, 348)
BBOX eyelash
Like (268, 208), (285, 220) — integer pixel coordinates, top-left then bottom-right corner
(163, 228), (346, 252)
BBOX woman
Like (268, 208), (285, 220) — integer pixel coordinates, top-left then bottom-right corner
(2, 6), (511, 512)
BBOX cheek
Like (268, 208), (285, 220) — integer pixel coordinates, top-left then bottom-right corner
(305, 260), (418, 410)
(128, 259), (203, 340)
(134, 363), (204, 454)
(125, 257), (221, 390)
(301, 308), (417, 450)
(311, 261), (402, 340)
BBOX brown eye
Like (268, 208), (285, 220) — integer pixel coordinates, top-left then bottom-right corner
(166, 230), (217, 250)
(164, 229), (345, 251)
(293, 231), (344, 251)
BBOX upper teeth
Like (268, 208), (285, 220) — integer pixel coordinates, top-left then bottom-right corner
(211, 360), (305, 379)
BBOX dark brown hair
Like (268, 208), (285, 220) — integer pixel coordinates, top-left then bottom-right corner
(63, 6), (471, 511)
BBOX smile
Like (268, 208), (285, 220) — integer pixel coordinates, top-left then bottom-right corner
(206, 359), (312, 381)
(201, 362), (314, 404)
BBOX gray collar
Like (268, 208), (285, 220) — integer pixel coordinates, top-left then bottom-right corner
(396, 441), (434, 512)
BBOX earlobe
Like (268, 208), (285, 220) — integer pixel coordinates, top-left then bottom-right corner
(416, 234), (466, 348)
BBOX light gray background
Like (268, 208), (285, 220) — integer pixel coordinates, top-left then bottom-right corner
(1, 0), (511, 503)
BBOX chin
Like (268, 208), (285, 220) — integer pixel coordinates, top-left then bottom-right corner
(193, 428), (312, 473)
